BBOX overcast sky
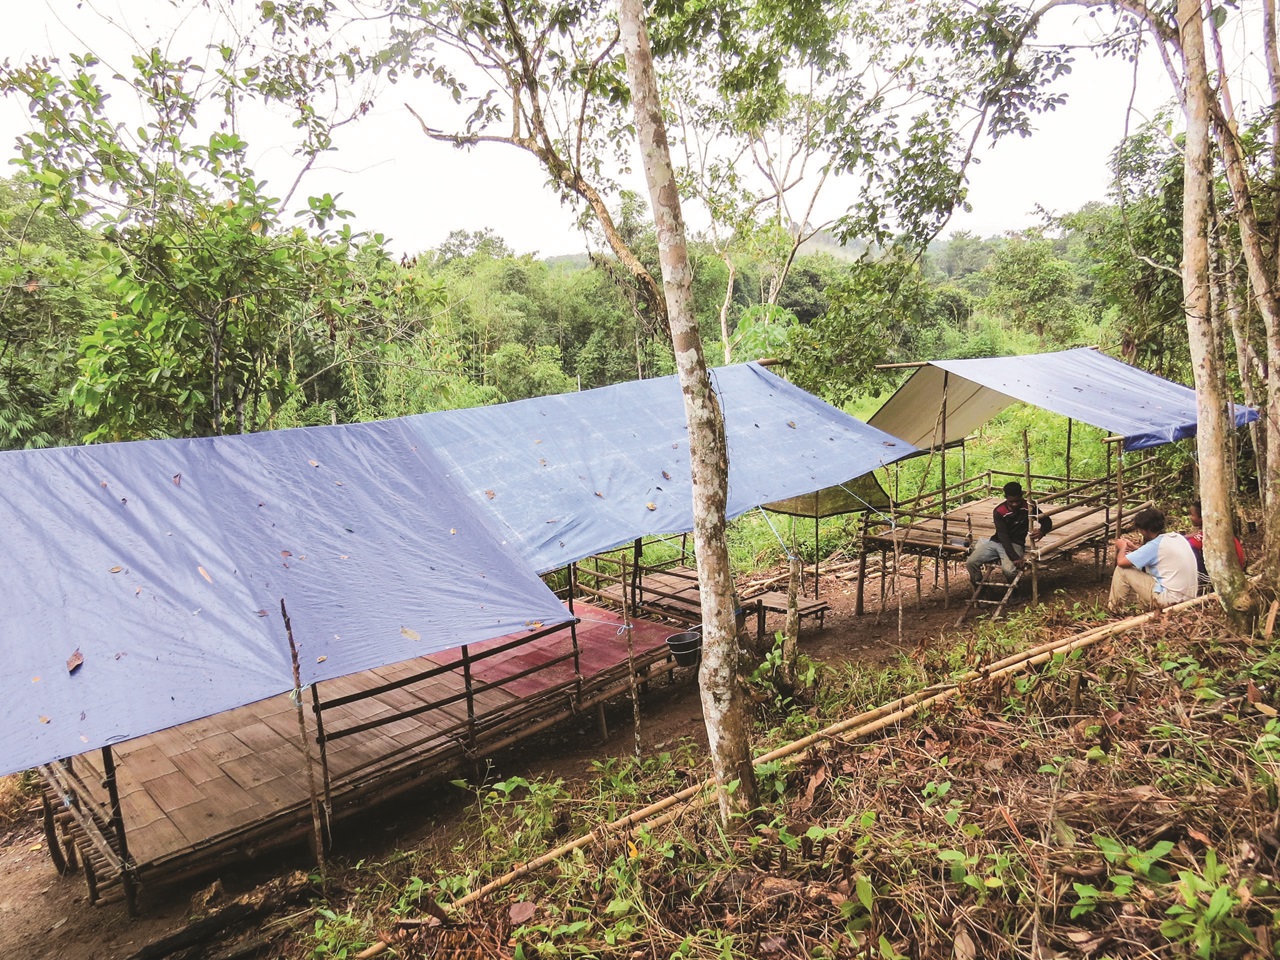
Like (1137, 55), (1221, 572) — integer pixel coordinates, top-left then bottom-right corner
(0, 2), (1196, 258)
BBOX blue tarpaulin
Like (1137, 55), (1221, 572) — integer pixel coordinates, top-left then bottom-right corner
(868, 348), (1257, 452)
(412, 363), (918, 572)
(0, 363), (915, 778)
(0, 421), (573, 778)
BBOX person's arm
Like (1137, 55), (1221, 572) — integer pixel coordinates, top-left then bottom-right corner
(1115, 537), (1136, 568)
(1121, 537), (1159, 572)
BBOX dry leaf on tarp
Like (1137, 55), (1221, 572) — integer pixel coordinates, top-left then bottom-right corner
(66, 650), (84, 675)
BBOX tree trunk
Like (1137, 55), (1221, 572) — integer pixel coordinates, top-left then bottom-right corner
(719, 256), (736, 364)
(1179, 0), (1250, 621)
(619, 0), (759, 820)
(1222, 232), (1264, 494)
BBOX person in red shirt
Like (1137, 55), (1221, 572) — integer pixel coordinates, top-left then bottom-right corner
(965, 481), (1052, 588)
(1185, 499), (1245, 591)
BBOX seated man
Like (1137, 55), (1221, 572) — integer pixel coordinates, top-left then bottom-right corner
(1185, 498), (1245, 591)
(966, 481), (1051, 589)
(1108, 507), (1199, 612)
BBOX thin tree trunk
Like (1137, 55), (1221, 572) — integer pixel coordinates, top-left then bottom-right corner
(1179, 0), (1250, 620)
(1262, 0), (1280, 233)
(1220, 226), (1265, 499)
(719, 256), (736, 364)
(620, 0), (759, 821)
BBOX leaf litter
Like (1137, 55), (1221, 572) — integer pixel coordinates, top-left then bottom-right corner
(328, 603), (1280, 960)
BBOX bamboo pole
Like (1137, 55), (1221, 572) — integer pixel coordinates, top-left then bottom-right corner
(813, 513), (820, 598)
(353, 596), (1215, 958)
(1022, 429), (1037, 603)
(309, 685), (334, 829)
(100, 745), (137, 917)
(1065, 419), (1074, 495)
(941, 372), (950, 608)
(622, 580), (641, 759)
(282, 599), (326, 874)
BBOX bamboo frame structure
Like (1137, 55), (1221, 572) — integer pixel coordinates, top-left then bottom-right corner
(855, 460), (1158, 619)
(36, 603), (679, 910)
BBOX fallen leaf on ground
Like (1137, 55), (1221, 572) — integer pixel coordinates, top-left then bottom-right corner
(198, 566), (213, 584)
(509, 901), (537, 925)
(401, 626), (421, 641)
(66, 650), (84, 674)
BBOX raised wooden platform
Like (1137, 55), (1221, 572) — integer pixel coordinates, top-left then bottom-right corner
(39, 602), (679, 905)
(754, 591), (829, 634)
(856, 467), (1156, 617)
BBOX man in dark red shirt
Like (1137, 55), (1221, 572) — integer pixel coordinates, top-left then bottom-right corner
(965, 481), (1052, 588)
(1185, 499), (1245, 590)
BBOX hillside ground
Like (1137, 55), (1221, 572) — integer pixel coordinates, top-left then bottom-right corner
(0, 554), (1124, 960)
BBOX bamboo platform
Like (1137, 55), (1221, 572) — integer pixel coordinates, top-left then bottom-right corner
(856, 465), (1157, 616)
(38, 602), (679, 907)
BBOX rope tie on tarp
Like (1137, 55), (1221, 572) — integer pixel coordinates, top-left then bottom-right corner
(571, 613), (636, 631)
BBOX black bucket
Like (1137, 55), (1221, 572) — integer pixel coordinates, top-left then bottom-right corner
(665, 631), (702, 667)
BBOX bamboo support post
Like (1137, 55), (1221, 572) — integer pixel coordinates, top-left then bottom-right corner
(813, 514), (820, 598)
(941, 373), (949, 541)
(100, 746), (138, 917)
(1065, 419), (1073, 495)
(1115, 452), (1126, 565)
(309, 684), (334, 828)
(854, 514), (869, 616)
(461, 645), (478, 760)
(282, 599), (326, 875)
(621, 580), (641, 759)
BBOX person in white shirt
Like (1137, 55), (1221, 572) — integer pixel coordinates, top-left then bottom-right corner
(1107, 507), (1199, 612)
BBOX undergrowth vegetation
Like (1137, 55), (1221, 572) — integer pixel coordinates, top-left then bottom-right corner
(293, 604), (1280, 959)
(0, 770), (38, 826)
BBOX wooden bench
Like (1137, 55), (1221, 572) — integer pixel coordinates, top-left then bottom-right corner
(753, 590), (830, 639)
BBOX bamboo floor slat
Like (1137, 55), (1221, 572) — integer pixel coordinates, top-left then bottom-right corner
(51, 602), (673, 889)
(597, 566), (703, 623)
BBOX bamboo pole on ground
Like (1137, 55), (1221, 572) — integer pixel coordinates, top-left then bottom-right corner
(352, 596), (1214, 958)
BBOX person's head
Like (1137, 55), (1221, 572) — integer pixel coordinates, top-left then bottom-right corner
(1132, 507), (1166, 541)
(1002, 480), (1024, 504)
(1189, 499), (1203, 528)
